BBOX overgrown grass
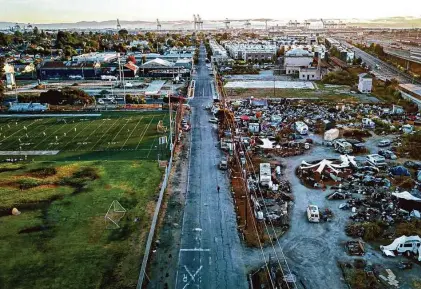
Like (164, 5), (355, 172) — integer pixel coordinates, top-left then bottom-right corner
(0, 160), (163, 289)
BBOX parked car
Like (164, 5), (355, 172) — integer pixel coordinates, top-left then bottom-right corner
(209, 117), (219, 123)
(404, 160), (421, 170)
(378, 149), (397, 160)
(219, 157), (228, 170)
(378, 139), (391, 147)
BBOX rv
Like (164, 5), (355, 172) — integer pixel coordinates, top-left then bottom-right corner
(381, 235), (421, 261)
(295, 121), (309, 135)
(259, 163), (272, 186)
(307, 205), (320, 223)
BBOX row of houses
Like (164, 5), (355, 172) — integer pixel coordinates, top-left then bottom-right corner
(37, 51), (193, 80)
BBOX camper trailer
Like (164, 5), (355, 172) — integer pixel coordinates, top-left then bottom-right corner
(380, 235), (421, 261)
(295, 121), (309, 135)
(259, 163), (272, 186)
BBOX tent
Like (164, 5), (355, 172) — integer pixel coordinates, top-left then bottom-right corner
(389, 166), (410, 177)
(393, 191), (421, 211)
(392, 191), (421, 202)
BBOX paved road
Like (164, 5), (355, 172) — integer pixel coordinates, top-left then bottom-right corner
(174, 44), (248, 289)
(340, 40), (420, 85)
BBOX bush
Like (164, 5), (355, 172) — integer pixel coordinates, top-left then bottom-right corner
(29, 167), (57, 178)
(322, 70), (358, 86)
(39, 88), (94, 105)
(362, 221), (384, 241)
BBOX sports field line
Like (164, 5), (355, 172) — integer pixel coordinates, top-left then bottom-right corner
(46, 119), (82, 150)
(33, 119), (76, 150)
(146, 136), (158, 158)
(120, 116), (143, 149)
(106, 118), (132, 150)
(90, 117), (122, 150)
(0, 118), (46, 151)
(75, 119), (107, 151)
(0, 119), (38, 143)
(135, 116), (155, 150)
(60, 119), (96, 150)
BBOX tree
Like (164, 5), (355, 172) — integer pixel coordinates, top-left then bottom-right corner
(118, 29), (129, 38)
(276, 46), (285, 57)
(40, 88), (93, 105)
(33, 26), (39, 35)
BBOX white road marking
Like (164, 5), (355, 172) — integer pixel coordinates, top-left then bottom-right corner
(180, 248), (210, 252)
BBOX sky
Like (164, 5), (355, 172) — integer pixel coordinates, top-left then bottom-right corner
(0, 0), (420, 23)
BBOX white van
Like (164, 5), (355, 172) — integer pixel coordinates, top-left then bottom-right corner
(307, 205), (320, 223)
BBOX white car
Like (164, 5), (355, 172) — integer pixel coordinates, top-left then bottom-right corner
(125, 82), (133, 88)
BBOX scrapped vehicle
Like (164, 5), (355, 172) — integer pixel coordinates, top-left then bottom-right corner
(366, 154), (387, 168)
(378, 149), (397, 160)
(404, 160), (421, 170)
(307, 205), (320, 223)
(334, 139), (353, 154)
(219, 157), (228, 170)
(378, 139), (391, 147)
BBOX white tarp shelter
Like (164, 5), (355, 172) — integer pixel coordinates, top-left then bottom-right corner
(300, 155), (354, 174)
(392, 191), (421, 202)
(259, 138), (275, 149)
(380, 235), (421, 261)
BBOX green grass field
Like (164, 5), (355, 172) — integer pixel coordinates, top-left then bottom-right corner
(0, 111), (172, 161)
(0, 160), (164, 289)
(0, 111), (174, 289)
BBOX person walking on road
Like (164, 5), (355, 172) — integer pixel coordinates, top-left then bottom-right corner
(217, 185), (220, 193)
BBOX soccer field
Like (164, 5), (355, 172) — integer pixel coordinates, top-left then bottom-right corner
(0, 111), (172, 160)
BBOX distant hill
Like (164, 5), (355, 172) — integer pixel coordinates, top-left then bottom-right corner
(351, 16), (421, 28)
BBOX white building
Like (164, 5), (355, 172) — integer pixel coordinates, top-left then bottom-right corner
(72, 52), (118, 64)
(358, 73), (373, 93)
(284, 48), (313, 75)
(299, 67), (321, 81)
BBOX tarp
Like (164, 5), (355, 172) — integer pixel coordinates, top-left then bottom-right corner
(392, 191), (421, 202)
(259, 138), (275, 149)
(324, 129), (339, 141)
(240, 115), (250, 121)
(390, 166), (410, 176)
(300, 155), (353, 174)
(380, 235), (421, 262)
